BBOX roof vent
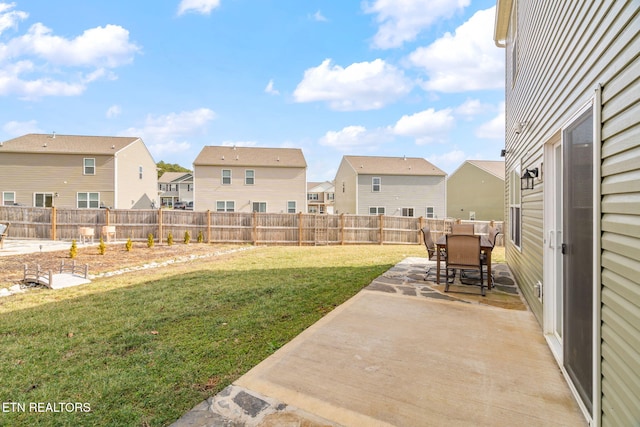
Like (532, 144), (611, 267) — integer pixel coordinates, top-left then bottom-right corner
(235, 155), (239, 160)
(52, 131), (56, 139)
(276, 156), (280, 162)
(221, 155), (225, 160)
(111, 145), (115, 149)
(43, 143), (48, 147)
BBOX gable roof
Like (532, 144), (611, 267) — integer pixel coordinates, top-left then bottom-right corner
(467, 160), (505, 180)
(342, 155), (446, 176)
(158, 172), (193, 184)
(307, 181), (335, 192)
(0, 133), (142, 155)
(194, 146), (307, 168)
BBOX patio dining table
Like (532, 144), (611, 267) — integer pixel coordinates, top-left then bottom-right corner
(436, 234), (494, 289)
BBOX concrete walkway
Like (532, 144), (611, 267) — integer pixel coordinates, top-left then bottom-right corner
(172, 258), (586, 427)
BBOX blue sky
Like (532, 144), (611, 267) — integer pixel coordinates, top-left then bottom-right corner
(1, 0), (504, 181)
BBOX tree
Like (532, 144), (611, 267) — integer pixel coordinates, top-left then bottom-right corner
(157, 161), (191, 178)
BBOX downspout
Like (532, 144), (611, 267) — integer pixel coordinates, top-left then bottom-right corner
(593, 83), (603, 427)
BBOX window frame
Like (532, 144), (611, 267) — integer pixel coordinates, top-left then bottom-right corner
(308, 193), (319, 201)
(77, 192), (100, 209)
(252, 202), (267, 213)
(509, 167), (522, 249)
(401, 207), (414, 217)
(369, 206), (385, 215)
(221, 169), (232, 185)
(425, 206), (435, 218)
(216, 200), (235, 212)
(245, 169), (255, 185)
(34, 192), (54, 208)
(2, 191), (15, 206)
(372, 177), (381, 192)
(83, 158), (96, 175)
(287, 201), (296, 214)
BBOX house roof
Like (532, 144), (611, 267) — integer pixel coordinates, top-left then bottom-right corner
(194, 146), (307, 168)
(307, 181), (335, 192)
(158, 172), (193, 183)
(342, 155), (446, 176)
(0, 133), (142, 155)
(467, 160), (505, 180)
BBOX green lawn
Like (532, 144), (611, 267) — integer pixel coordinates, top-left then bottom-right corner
(0, 245), (425, 426)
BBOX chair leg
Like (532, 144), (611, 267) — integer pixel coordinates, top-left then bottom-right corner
(481, 268), (486, 297)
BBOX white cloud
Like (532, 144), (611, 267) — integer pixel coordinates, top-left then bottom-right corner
(426, 150), (466, 172)
(476, 104), (505, 140)
(106, 105), (122, 119)
(293, 58), (412, 111)
(311, 10), (327, 22)
(121, 108), (216, 158)
(455, 99), (489, 117)
(221, 140), (257, 147)
(409, 7), (504, 92)
(2, 119), (42, 136)
(177, 0), (220, 16)
(319, 125), (391, 152)
(0, 2), (28, 36)
(363, 0), (470, 49)
(0, 4), (140, 99)
(264, 79), (279, 95)
(392, 108), (455, 144)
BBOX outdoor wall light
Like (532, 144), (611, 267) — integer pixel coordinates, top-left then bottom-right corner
(521, 167), (539, 190)
(500, 149), (508, 157)
(514, 121), (528, 135)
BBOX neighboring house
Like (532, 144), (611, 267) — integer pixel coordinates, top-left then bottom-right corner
(193, 146), (307, 213)
(334, 155), (446, 217)
(494, 1), (638, 425)
(158, 172), (193, 207)
(0, 133), (157, 209)
(307, 181), (335, 214)
(446, 160), (505, 221)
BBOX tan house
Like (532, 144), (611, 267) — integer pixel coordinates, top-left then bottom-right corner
(0, 133), (157, 209)
(446, 160), (505, 221)
(495, 1), (639, 425)
(307, 181), (335, 214)
(334, 155), (447, 217)
(158, 172), (193, 207)
(193, 146), (307, 213)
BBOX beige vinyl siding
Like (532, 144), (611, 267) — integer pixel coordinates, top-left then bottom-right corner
(356, 174), (445, 217)
(194, 165), (306, 213)
(503, 1), (639, 424)
(115, 140), (158, 209)
(599, 8), (640, 424)
(447, 163), (505, 221)
(0, 152), (115, 208)
(334, 158), (357, 214)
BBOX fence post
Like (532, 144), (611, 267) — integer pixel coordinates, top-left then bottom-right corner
(158, 208), (163, 244)
(207, 210), (211, 243)
(340, 214), (345, 245)
(298, 212), (303, 246)
(106, 208), (110, 226)
(379, 214), (384, 245)
(252, 211), (258, 245)
(51, 206), (57, 241)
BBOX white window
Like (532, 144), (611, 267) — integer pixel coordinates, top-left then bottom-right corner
(372, 177), (381, 192)
(308, 206), (318, 214)
(34, 193), (54, 208)
(287, 201), (296, 213)
(222, 169), (231, 185)
(2, 191), (15, 206)
(216, 201), (235, 212)
(509, 168), (522, 248)
(308, 193), (319, 201)
(327, 192), (334, 201)
(252, 202), (267, 213)
(426, 207), (435, 218)
(77, 192), (100, 209)
(401, 208), (414, 217)
(83, 158), (95, 175)
(369, 206), (385, 215)
(245, 170), (255, 185)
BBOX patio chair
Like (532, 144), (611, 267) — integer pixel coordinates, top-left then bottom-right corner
(462, 226), (501, 286)
(445, 234), (486, 296)
(420, 227), (451, 283)
(0, 222), (9, 249)
(451, 223), (474, 235)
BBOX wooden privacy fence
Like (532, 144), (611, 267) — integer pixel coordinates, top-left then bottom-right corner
(0, 206), (503, 246)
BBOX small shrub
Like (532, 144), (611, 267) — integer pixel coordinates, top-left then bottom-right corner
(197, 230), (204, 243)
(125, 238), (133, 252)
(184, 231), (191, 245)
(69, 240), (78, 259)
(167, 233), (174, 246)
(98, 237), (106, 255)
(147, 233), (154, 248)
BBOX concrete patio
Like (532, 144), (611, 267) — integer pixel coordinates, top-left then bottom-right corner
(173, 258), (586, 426)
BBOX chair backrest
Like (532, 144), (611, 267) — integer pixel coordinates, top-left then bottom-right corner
(488, 226), (499, 247)
(452, 223), (474, 235)
(446, 234), (481, 268)
(0, 223), (8, 235)
(420, 227), (435, 258)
